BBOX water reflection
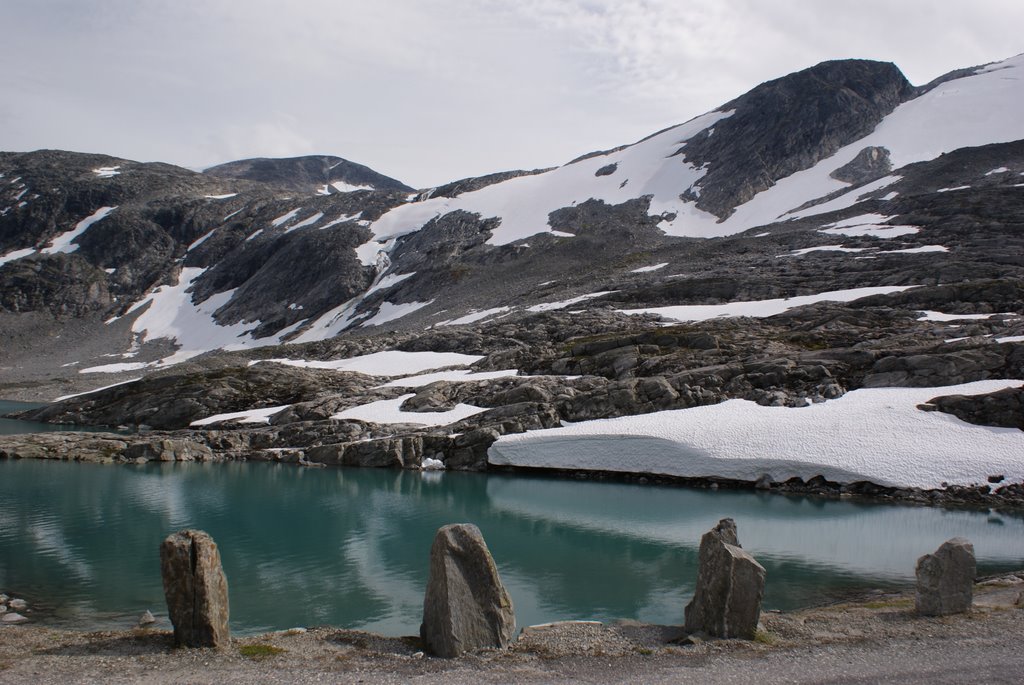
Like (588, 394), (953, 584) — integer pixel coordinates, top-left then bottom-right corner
(0, 459), (1021, 635)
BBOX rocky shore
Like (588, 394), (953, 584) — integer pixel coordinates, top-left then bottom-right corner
(1, 573), (1022, 684)
(2, 427), (1023, 511)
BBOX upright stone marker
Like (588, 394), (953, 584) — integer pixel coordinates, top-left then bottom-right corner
(916, 537), (975, 616)
(684, 518), (766, 639)
(160, 529), (231, 648)
(420, 523), (516, 657)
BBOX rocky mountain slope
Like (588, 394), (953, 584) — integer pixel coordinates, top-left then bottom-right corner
(2, 55), (1023, 497)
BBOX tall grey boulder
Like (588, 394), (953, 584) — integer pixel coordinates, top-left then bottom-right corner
(420, 523), (516, 657)
(684, 518), (766, 639)
(160, 529), (231, 648)
(916, 537), (976, 616)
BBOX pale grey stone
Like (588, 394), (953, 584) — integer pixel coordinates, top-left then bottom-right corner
(684, 518), (766, 639)
(916, 537), (976, 616)
(420, 523), (516, 657)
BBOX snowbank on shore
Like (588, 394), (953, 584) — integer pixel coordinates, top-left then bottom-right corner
(488, 380), (1024, 489)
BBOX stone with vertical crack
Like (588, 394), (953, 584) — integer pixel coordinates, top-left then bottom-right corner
(160, 529), (231, 648)
(684, 518), (766, 639)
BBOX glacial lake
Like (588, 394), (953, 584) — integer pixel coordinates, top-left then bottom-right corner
(2, 458), (1023, 636)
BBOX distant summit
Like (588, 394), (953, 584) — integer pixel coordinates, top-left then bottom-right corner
(203, 155), (413, 194)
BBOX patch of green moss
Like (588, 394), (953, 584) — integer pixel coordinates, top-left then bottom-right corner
(753, 629), (776, 645)
(239, 644), (286, 659)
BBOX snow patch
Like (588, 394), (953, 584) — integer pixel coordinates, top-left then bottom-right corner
(204, 193), (237, 200)
(437, 306), (512, 326)
(252, 351), (484, 376)
(331, 181), (374, 193)
(190, 404), (291, 427)
(0, 247), (36, 266)
(41, 206), (116, 254)
(879, 245), (948, 254)
(985, 167), (1010, 175)
(619, 285), (914, 322)
(819, 214), (920, 239)
(357, 300), (433, 327)
(271, 208), (302, 227)
(527, 291), (617, 312)
(381, 369), (519, 388)
(917, 310), (1012, 322)
(79, 362), (152, 374)
(782, 245), (870, 256)
(92, 166), (120, 178)
(54, 378), (142, 402)
(488, 380), (1024, 490)
(630, 263), (669, 273)
(331, 394), (486, 427)
(284, 211), (324, 233)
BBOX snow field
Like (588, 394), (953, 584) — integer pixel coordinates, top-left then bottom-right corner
(488, 380), (1024, 489)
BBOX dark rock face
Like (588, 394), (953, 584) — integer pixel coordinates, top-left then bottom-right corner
(916, 538), (976, 616)
(0, 254), (112, 315)
(830, 146), (892, 184)
(17, 362), (377, 430)
(203, 155), (412, 193)
(420, 523), (516, 657)
(160, 529), (231, 648)
(682, 59), (913, 218)
(684, 519), (766, 639)
(922, 385), (1024, 430)
(411, 169), (551, 201)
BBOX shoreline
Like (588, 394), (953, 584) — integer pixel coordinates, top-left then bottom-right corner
(1, 574), (1022, 684)
(3, 432), (1024, 512)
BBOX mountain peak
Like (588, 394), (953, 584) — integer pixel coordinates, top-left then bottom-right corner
(203, 155), (413, 194)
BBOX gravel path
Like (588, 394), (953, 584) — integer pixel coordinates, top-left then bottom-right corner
(1, 578), (1021, 684)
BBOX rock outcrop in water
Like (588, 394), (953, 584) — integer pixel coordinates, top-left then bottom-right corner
(420, 523), (516, 657)
(684, 518), (766, 639)
(160, 529), (231, 648)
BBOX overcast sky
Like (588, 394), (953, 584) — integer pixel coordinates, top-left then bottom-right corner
(2, 1), (1022, 188)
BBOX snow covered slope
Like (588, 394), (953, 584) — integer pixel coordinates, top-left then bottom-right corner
(488, 380), (1024, 489)
(361, 54), (1024, 251)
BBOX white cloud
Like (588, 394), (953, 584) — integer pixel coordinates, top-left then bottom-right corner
(1, 1), (1022, 187)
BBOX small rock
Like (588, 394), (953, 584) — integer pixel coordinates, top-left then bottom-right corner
(1, 612), (28, 624)
(988, 474), (1005, 484)
(420, 523), (516, 658)
(684, 518), (766, 640)
(916, 537), (976, 616)
(138, 610), (156, 626)
(8, 599), (27, 611)
(0, 605), (7, 615)
(754, 474), (773, 490)
(0, 593), (8, 603)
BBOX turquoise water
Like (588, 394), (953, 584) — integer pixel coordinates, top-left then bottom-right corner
(0, 459), (1021, 636)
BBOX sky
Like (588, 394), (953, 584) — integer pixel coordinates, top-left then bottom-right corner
(1, 1), (1022, 188)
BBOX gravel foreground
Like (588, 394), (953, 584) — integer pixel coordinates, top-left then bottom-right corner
(2, 575), (1022, 684)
